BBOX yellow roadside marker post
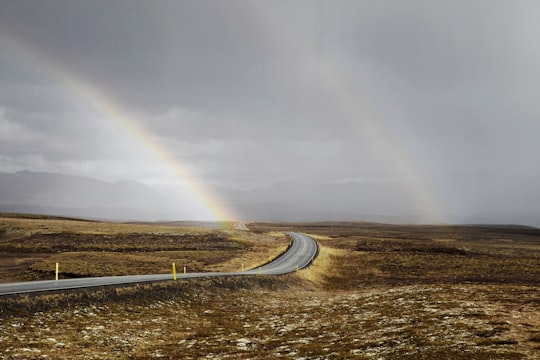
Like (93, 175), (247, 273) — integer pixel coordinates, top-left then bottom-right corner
(296, 265), (299, 272)
(55, 262), (59, 281)
(241, 263), (244, 272)
(172, 263), (177, 281)
(183, 266), (187, 274)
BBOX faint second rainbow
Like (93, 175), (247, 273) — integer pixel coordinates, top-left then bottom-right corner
(252, 4), (448, 223)
(0, 34), (236, 222)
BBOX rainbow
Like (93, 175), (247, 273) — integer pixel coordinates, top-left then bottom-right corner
(253, 4), (448, 223)
(2, 8), (449, 224)
(0, 33), (237, 222)
(311, 55), (447, 222)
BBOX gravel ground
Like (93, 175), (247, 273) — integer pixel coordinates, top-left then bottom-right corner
(1, 281), (538, 359)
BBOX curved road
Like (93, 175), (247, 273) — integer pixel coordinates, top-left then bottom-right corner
(0, 232), (317, 296)
(235, 222), (249, 231)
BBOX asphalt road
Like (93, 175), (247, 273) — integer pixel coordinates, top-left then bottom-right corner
(235, 222), (249, 231)
(0, 232), (317, 296)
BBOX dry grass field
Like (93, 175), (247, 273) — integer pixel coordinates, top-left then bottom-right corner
(1, 216), (540, 359)
(0, 214), (288, 282)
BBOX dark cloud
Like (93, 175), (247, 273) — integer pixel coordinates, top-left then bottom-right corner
(0, 1), (281, 112)
(1, 1), (540, 223)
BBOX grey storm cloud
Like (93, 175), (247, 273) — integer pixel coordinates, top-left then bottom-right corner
(1, 0), (540, 223)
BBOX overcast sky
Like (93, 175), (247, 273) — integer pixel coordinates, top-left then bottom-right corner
(1, 1), (540, 223)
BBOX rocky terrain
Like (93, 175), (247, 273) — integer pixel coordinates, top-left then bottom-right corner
(1, 279), (539, 359)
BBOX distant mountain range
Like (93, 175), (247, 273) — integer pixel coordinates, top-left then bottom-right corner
(0, 171), (160, 208)
(1, 171), (539, 226)
(0, 171), (169, 220)
(222, 180), (428, 223)
(0, 171), (426, 222)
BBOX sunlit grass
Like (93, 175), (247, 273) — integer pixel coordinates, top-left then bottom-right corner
(1, 219), (539, 358)
(0, 215), (288, 281)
